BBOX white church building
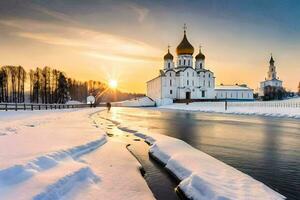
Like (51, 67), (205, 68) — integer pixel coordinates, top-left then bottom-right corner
(146, 27), (254, 105)
(259, 55), (283, 96)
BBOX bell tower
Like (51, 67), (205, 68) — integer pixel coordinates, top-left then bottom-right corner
(267, 54), (277, 80)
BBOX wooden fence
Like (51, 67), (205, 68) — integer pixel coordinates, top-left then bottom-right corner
(0, 103), (91, 111)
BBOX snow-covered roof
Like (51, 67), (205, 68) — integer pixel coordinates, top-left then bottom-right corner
(215, 85), (253, 91)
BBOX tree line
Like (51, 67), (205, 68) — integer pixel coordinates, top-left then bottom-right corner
(1, 65), (144, 104)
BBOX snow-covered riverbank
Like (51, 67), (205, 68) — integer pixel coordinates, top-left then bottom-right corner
(0, 109), (154, 200)
(159, 101), (300, 119)
(113, 122), (286, 200)
(0, 108), (286, 200)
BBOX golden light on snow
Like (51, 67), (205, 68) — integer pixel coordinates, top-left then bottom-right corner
(109, 79), (118, 89)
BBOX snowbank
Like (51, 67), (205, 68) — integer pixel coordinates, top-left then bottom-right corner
(112, 97), (155, 107)
(0, 108), (154, 200)
(66, 100), (84, 105)
(154, 98), (173, 106)
(160, 102), (300, 119)
(148, 134), (285, 200)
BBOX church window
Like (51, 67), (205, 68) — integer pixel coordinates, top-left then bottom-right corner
(209, 73), (211, 78)
(208, 81), (210, 87)
(187, 80), (189, 85)
(170, 80), (172, 86)
(168, 62), (170, 68)
(170, 90), (172, 95)
(187, 72), (189, 77)
(200, 63), (202, 68)
(202, 91), (205, 97)
(184, 59), (186, 65)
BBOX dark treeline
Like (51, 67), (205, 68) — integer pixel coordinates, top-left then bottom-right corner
(0, 66), (26, 103)
(1, 65), (144, 104)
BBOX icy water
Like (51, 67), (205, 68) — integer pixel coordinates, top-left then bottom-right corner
(100, 107), (300, 200)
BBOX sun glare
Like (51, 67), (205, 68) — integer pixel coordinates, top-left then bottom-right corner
(109, 79), (118, 89)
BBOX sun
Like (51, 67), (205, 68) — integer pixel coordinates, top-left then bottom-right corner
(108, 79), (118, 89)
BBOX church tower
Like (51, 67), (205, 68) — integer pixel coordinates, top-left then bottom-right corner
(163, 46), (174, 70)
(176, 24), (194, 68)
(267, 55), (277, 80)
(195, 46), (205, 71)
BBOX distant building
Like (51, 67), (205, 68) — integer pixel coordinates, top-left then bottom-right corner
(259, 55), (283, 97)
(215, 85), (254, 101)
(146, 26), (254, 105)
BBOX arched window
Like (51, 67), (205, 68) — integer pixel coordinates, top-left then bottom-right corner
(200, 63), (202, 68)
(183, 59), (186, 65)
(168, 62), (170, 68)
(170, 80), (172, 86)
(187, 72), (189, 77)
(187, 80), (189, 85)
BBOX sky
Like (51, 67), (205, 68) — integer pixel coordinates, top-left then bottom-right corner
(0, 0), (299, 92)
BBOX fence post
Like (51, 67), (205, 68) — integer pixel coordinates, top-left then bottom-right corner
(31, 104), (33, 111)
(5, 104), (8, 111)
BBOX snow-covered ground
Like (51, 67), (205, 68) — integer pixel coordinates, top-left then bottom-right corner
(112, 97), (155, 107)
(159, 99), (300, 119)
(0, 108), (154, 200)
(0, 108), (287, 200)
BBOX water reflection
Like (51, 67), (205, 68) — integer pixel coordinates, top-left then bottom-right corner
(105, 108), (300, 200)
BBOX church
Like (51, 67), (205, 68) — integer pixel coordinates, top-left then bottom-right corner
(146, 27), (254, 105)
(259, 55), (283, 96)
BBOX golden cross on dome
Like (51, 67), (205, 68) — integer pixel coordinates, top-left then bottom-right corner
(183, 23), (187, 33)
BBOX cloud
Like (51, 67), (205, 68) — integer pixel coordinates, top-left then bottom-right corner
(129, 4), (149, 22)
(0, 18), (162, 63)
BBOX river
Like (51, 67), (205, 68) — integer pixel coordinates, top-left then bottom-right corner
(101, 107), (300, 200)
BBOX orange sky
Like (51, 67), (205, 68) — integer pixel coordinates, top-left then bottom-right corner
(0, 1), (299, 93)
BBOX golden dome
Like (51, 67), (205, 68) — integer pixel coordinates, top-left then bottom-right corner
(195, 47), (205, 60)
(164, 48), (173, 60)
(176, 31), (194, 55)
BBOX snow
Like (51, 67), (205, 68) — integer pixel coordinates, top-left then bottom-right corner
(215, 85), (252, 90)
(0, 106), (288, 200)
(147, 135), (285, 200)
(66, 100), (84, 105)
(112, 97), (155, 107)
(160, 101), (300, 119)
(0, 108), (154, 200)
